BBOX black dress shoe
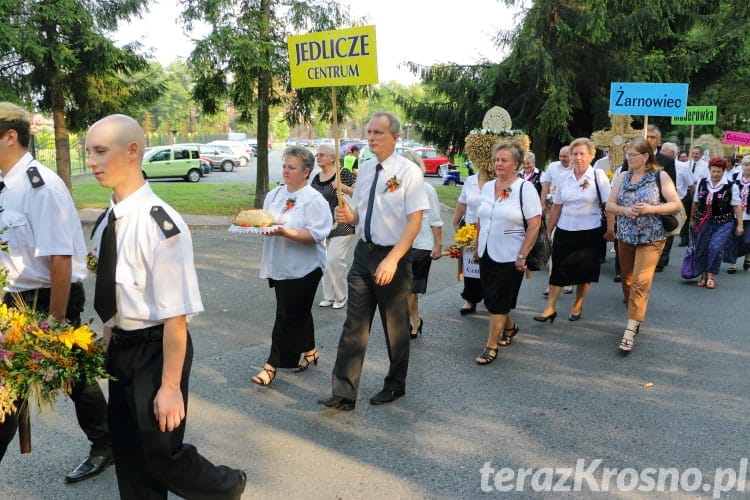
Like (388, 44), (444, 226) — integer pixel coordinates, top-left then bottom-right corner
(613, 274), (622, 283)
(64, 454), (113, 483)
(459, 303), (476, 315)
(234, 469), (247, 499)
(317, 396), (355, 411)
(370, 388), (405, 405)
(655, 266), (664, 272)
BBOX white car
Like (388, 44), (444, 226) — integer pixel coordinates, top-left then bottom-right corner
(206, 140), (253, 167)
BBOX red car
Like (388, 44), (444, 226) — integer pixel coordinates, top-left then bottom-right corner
(415, 147), (451, 175)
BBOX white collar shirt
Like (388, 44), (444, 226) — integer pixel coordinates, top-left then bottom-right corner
(674, 161), (696, 198)
(477, 178), (541, 263)
(0, 152), (87, 292)
(457, 174), (482, 223)
(540, 161), (571, 200)
(351, 153), (429, 246)
(413, 183), (443, 251)
(260, 184), (332, 280)
(91, 183), (203, 330)
(553, 167), (611, 231)
(689, 159), (709, 180)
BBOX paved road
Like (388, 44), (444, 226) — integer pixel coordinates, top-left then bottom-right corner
(2, 215), (748, 498)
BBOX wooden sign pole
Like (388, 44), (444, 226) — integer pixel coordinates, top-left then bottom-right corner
(643, 115), (649, 138)
(331, 86), (343, 206)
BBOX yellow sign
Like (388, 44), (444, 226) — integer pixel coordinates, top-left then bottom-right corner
(288, 25), (378, 88)
(739, 146), (750, 155)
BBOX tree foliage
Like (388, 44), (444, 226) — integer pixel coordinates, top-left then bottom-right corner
(0, 0), (161, 188)
(181, 0), (362, 207)
(406, 0), (750, 162)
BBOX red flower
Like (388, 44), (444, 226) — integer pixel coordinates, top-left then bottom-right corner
(284, 198), (296, 212)
(384, 176), (400, 193)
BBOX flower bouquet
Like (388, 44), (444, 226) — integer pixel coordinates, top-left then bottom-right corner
(445, 224), (478, 258)
(0, 302), (109, 424)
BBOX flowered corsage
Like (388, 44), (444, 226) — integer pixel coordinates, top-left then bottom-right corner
(580, 179), (590, 190)
(384, 176), (400, 193)
(86, 252), (98, 273)
(498, 186), (512, 200)
(284, 198), (296, 212)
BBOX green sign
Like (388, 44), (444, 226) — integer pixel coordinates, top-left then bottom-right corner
(671, 105), (717, 125)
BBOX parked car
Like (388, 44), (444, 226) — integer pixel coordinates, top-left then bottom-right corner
(207, 140), (253, 166)
(414, 147), (451, 176)
(142, 145), (204, 182)
(198, 144), (239, 172)
(339, 139), (367, 158)
(359, 145), (413, 163)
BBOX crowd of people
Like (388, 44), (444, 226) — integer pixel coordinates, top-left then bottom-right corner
(1, 102), (747, 497)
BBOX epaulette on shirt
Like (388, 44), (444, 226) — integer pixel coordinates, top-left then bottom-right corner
(26, 166), (45, 188)
(150, 206), (181, 238)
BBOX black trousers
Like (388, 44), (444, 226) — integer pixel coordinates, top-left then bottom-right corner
(0, 283), (110, 462)
(657, 235), (674, 268)
(267, 267), (323, 368)
(332, 241), (412, 400)
(679, 194), (692, 244)
(107, 329), (242, 499)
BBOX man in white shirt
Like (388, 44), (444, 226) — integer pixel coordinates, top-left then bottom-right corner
(593, 148), (611, 173)
(540, 146), (571, 214)
(662, 142), (695, 246)
(319, 111), (429, 410)
(688, 146), (709, 180)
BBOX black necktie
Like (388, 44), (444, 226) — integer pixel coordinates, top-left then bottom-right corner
(94, 210), (117, 323)
(0, 181), (5, 192)
(691, 161), (695, 174)
(364, 164), (382, 243)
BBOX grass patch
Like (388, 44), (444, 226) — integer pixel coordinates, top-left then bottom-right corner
(434, 185), (461, 209)
(72, 174), (258, 215)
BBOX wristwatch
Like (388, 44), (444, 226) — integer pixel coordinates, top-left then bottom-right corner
(517, 254), (526, 259)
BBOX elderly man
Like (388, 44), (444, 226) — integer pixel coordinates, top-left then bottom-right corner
(86, 114), (245, 499)
(0, 101), (112, 482)
(318, 111), (429, 410)
(539, 146), (571, 215)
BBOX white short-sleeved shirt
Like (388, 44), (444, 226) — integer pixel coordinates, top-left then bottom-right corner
(554, 167), (611, 231)
(91, 183), (203, 331)
(260, 184), (332, 280)
(351, 153), (429, 246)
(477, 178), (542, 263)
(457, 174), (482, 223)
(0, 153), (87, 292)
(674, 161), (696, 198)
(413, 183), (443, 251)
(688, 159), (709, 181)
(540, 161), (571, 200)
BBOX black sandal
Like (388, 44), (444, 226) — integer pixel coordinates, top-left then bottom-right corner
(251, 366), (277, 386)
(475, 347), (498, 365)
(293, 350), (319, 372)
(498, 323), (519, 346)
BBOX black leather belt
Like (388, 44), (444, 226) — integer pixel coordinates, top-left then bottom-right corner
(111, 324), (164, 347)
(359, 241), (394, 251)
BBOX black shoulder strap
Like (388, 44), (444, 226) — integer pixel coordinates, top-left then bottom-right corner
(655, 170), (665, 202)
(150, 206), (181, 238)
(26, 166), (45, 188)
(90, 209), (109, 239)
(593, 171), (603, 205)
(519, 181), (528, 229)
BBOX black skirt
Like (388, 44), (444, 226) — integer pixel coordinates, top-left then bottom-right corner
(479, 252), (524, 315)
(410, 248), (433, 294)
(550, 227), (604, 286)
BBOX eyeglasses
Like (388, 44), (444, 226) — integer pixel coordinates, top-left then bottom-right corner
(624, 152), (644, 159)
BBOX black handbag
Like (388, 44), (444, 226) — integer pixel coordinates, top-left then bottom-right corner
(520, 182), (551, 271)
(655, 171), (686, 234)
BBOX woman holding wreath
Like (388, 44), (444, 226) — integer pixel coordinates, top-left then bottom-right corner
(474, 141), (541, 365)
(606, 137), (682, 354)
(252, 146), (332, 386)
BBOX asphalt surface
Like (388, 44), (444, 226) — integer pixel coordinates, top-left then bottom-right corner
(1, 210), (748, 499)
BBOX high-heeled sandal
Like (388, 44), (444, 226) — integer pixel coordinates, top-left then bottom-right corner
(251, 366), (277, 386)
(293, 350), (319, 372)
(696, 276), (706, 286)
(618, 328), (638, 355)
(409, 318), (423, 339)
(498, 323), (518, 346)
(475, 346), (498, 365)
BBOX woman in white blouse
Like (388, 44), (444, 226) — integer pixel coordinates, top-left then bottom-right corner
(252, 146), (332, 386)
(534, 138), (612, 324)
(452, 168), (488, 315)
(474, 142), (542, 365)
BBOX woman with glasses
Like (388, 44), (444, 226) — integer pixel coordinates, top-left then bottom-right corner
(311, 144), (357, 310)
(534, 138), (612, 326)
(606, 138), (682, 354)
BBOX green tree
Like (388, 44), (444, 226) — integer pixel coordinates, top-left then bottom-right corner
(182, 0), (360, 207)
(0, 0), (159, 189)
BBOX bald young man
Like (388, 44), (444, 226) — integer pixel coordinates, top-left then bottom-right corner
(86, 114), (245, 499)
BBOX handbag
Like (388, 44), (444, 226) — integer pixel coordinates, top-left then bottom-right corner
(655, 171), (687, 236)
(520, 182), (551, 271)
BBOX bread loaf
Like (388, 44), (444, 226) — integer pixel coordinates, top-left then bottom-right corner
(234, 209), (276, 227)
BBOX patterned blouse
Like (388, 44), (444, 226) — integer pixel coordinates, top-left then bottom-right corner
(311, 168), (357, 238)
(615, 171), (667, 245)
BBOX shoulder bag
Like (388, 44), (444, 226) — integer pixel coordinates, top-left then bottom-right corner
(655, 171), (687, 236)
(520, 181), (551, 271)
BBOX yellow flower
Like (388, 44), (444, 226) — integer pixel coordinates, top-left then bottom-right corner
(56, 325), (95, 351)
(454, 224), (478, 246)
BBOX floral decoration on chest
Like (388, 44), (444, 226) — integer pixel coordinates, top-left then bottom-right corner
(284, 197), (296, 212)
(384, 175), (400, 193)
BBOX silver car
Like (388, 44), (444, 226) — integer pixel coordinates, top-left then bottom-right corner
(199, 144), (240, 172)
